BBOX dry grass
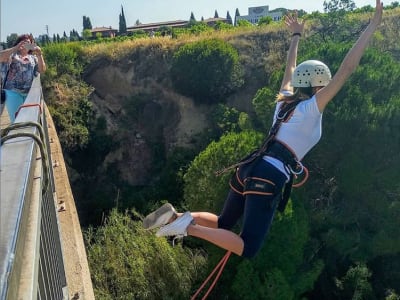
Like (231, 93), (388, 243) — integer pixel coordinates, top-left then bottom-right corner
(81, 24), (285, 62)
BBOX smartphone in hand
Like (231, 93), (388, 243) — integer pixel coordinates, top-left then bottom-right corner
(23, 43), (36, 51)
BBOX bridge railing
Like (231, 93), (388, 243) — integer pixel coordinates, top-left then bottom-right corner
(0, 76), (68, 299)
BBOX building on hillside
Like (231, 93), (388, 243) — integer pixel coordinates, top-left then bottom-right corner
(236, 6), (282, 25)
(90, 27), (118, 38)
(127, 20), (188, 33)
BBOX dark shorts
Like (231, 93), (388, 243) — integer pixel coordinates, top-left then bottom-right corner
(218, 158), (287, 258)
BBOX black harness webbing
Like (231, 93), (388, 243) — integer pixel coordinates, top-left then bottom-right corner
(215, 99), (302, 212)
(216, 100), (301, 175)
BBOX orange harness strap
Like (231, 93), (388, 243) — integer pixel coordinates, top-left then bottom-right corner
(191, 251), (231, 300)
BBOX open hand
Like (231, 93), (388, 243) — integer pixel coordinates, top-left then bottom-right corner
(284, 11), (305, 35)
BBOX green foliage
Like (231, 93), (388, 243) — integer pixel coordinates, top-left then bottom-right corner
(210, 103), (243, 135)
(214, 21), (234, 31)
(86, 209), (207, 299)
(183, 131), (263, 212)
(236, 19), (253, 27)
(43, 8), (400, 299)
(119, 6), (127, 34)
(83, 15), (93, 30)
(310, 1), (365, 43)
(6, 33), (18, 48)
(42, 42), (84, 79)
(258, 16), (273, 26)
(82, 29), (92, 40)
(335, 262), (373, 300)
(171, 38), (244, 103)
(233, 267), (294, 300)
(323, 0), (356, 12)
(231, 199), (322, 299)
(44, 74), (93, 150)
(251, 86), (277, 130)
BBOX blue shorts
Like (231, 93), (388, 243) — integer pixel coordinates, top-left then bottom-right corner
(4, 89), (26, 123)
(218, 158), (287, 258)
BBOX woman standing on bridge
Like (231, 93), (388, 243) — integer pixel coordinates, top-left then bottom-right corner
(0, 34), (46, 123)
(144, 0), (383, 259)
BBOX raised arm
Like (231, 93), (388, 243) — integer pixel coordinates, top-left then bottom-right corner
(0, 42), (22, 63)
(280, 12), (305, 94)
(33, 45), (47, 73)
(315, 0), (383, 112)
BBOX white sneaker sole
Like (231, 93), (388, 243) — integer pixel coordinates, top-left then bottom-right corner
(156, 211), (193, 237)
(143, 203), (177, 230)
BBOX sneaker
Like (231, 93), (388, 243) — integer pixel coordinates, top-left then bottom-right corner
(156, 211), (193, 238)
(143, 203), (177, 230)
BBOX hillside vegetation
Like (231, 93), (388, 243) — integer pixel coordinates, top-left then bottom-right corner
(41, 5), (400, 299)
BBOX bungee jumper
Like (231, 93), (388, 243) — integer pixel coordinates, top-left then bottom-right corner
(143, 0), (383, 297)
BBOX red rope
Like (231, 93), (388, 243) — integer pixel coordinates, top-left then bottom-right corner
(191, 251), (231, 300)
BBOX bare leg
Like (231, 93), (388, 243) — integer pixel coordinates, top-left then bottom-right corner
(172, 211), (243, 255)
(175, 211), (219, 228)
(191, 212), (219, 228)
(187, 224), (244, 256)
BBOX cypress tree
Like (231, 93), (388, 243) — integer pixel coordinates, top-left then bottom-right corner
(119, 5), (127, 34)
(234, 8), (240, 26)
(83, 16), (93, 30)
(226, 11), (232, 25)
(190, 12), (196, 22)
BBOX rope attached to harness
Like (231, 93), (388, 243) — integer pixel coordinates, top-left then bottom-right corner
(191, 251), (231, 300)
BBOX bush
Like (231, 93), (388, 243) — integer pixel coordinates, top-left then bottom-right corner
(171, 38), (244, 103)
(86, 209), (207, 299)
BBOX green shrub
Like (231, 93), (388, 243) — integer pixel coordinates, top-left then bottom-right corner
(171, 38), (244, 103)
(86, 209), (207, 300)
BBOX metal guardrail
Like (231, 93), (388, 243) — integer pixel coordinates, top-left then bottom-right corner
(0, 77), (68, 299)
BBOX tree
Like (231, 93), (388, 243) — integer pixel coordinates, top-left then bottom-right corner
(236, 19), (253, 27)
(170, 39), (244, 103)
(83, 15), (92, 30)
(226, 11), (233, 25)
(234, 8), (240, 25)
(189, 12), (197, 26)
(258, 16), (273, 26)
(62, 31), (68, 42)
(119, 5), (127, 34)
(311, 0), (363, 42)
(335, 263), (373, 299)
(69, 29), (80, 41)
(214, 9), (219, 18)
(6, 33), (18, 48)
(323, 0), (356, 12)
(86, 209), (207, 299)
(82, 29), (92, 40)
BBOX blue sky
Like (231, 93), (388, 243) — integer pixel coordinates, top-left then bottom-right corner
(1, 0), (373, 42)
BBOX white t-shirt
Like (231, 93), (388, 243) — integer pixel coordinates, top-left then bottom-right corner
(263, 95), (322, 177)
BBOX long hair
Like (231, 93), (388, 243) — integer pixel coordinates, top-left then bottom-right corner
(276, 87), (314, 102)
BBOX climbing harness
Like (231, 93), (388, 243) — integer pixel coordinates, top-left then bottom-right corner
(192, 100), (312, 299)
(215, 99), (302, 176)
(216, 99), (309, 210)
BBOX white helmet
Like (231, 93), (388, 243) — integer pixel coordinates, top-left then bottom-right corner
(292, 60), (332, 88)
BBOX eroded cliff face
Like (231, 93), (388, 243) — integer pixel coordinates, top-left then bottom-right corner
(84, 61), (209, 185)
(81, 33), (280, 186)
